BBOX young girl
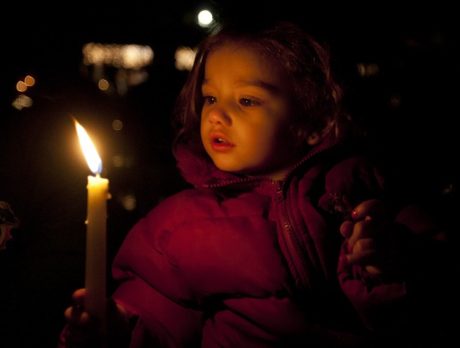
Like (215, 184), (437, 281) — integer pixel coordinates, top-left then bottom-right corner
(59, 20), (450, 347)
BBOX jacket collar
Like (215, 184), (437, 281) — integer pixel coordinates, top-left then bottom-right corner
(174, 134), (339, 189)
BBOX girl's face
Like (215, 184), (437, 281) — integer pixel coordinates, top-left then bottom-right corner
(200, 43), (299, 180)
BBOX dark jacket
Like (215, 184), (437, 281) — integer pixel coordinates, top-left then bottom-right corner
(112, 137), (450, 347)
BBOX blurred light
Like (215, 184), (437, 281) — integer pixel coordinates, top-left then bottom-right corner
(120, 194), (136, 211)
(197, 9), (213, 27)
(175, 46), (197, 71)
(121, 44), (153, 69)
(98, 78), (110, 91)
(16, 80), (27, 93)
(125, 70), (148, 85)
(388, 95), (401, 109)
(12, 94), (33, 110)
(82, 43), (106, 65)
(82, 42), (154, 95)
(112, 154), (125, 168)
(82, 43), (154, 69)
(357, 63), (380, 77)
(112, 119), (124, 131)
(24, 75), (35, 87)
(442, 183), (455, 195)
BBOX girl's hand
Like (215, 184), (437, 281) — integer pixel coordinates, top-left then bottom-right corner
(339, 199), (389, 275)
(58, 288), (131, 348)
(58, 288), (100, 348)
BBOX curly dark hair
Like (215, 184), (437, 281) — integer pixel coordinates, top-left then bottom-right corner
(172, 20), (349, 155)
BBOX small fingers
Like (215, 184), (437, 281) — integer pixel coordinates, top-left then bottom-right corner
(346, 238), (383, 275)
(351, 199), (386, 221)
(64, 305), (91, 326)
(71, 288), (87, 306)
(351, 238), (376, 255)
(346, 249), (375, 265)
(346, 251), (382, 275)
(365, 265), (382, 275)
(347, 217), (374, 250)
(339, 220), (353, 238)
(346, 238), (376, 265)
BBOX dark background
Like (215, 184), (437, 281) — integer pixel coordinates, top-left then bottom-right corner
(1, 1), (459, 347)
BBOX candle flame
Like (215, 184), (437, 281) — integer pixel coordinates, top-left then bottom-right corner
(74, 119), (102, 175)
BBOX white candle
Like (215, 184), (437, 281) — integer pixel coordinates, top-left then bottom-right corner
(74, 120), (109, 323)
(85, 173), (109, 319)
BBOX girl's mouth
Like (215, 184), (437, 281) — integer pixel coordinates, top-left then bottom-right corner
(210, 134), (234, 151)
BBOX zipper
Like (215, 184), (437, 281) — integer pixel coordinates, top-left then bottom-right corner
(277, 183), (312, 291)
(203, 175), (261, 189)
(275, 140), (339, 291)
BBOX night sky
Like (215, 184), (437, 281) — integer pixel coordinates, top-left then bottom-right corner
(1, 1), (459, 347)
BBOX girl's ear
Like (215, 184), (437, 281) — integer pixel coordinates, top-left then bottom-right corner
(307, 132), (321, 145)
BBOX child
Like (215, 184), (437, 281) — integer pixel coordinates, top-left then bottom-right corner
(59, 20), (450, 347)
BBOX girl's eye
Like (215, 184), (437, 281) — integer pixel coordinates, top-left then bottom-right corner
(239, 98), (260, 107)
(203, 96), (216, 105)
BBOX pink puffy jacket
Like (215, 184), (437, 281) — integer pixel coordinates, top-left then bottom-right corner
(112, 138), (448, 347)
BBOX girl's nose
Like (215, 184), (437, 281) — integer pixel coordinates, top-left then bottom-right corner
(208, 107), (231, 125)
